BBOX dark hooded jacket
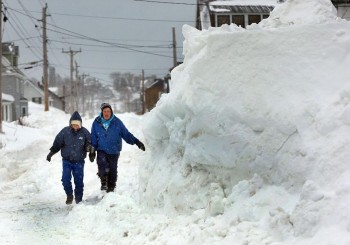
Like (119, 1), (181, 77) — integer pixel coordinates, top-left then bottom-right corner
(50, 111), (92, 163)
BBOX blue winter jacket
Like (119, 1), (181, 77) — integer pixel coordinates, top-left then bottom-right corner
(91, 114), (137, 155)
(50, 111), (91, 162)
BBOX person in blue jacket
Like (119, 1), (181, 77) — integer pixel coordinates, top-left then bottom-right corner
(90, 103), (145, 193)
(46, 111), (94, 205)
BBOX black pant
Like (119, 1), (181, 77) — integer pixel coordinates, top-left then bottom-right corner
(97, 150), (120, 189)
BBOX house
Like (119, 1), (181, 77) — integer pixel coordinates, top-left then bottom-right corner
(144, 79), (167, 112)
(1, 54), (28, 121)
(1, 42), (65, 121)
(196, 0), (277, 30)
(196, 0), (350, 30)
(23, 81), (64, 111)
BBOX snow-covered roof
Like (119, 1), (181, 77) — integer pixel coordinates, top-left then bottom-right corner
(2, 56), (26, 80)
(209, 0), (278, 6)
(208, 0), (276, 13)
(2, 93), (15, 102)
(210, 5), (274, 13)
(145, 79), (164, 89)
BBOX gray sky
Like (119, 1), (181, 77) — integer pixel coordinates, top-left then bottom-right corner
(3, 0), (196, 84)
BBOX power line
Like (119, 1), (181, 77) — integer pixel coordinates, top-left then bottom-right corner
(46, 6), (71, 68)
(17, 0), (64, 70)
(5, 35), (40, 42)
(6, 19), (42, 60)
(24, 45), (182, 54)
(48, 12), (193, 23)
(6, 6), (194, 23)
(61, 36), (172, 43)
(46, 22), (173, 58)
(48, 38), (172, 49)
(4, 3), (180, 81)
(134, 0), (199, 5)
(4, 1), (42, 59)
(6, 6), (182, 58)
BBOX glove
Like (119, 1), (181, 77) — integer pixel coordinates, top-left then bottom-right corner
(89, 152), (96, 162)
(135, 139), (146, 151)
(46, 151), (54, 162)
(86, 144), (95, 153)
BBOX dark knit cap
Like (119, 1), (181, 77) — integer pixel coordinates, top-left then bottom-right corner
(100, 103), (112, 112)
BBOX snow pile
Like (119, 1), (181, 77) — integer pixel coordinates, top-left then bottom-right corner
(141, 0), (350, 243)
(2, 0), (350, 244)
(260, 0), (339, 28)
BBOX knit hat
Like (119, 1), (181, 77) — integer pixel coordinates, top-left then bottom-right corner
(100, 102), (112, 112)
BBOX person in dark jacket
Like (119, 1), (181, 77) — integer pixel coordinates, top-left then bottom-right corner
(90, 103), (145, 193)
(46, 111), (94, 205)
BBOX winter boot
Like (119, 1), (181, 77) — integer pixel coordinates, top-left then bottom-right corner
(66, 195), (74, 205)
(107, 187), (114, 193)
(100, 176), (108, 191)
(75, 196), (82, 204)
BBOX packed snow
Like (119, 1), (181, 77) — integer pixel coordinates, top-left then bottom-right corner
(1, 0), (350, 244)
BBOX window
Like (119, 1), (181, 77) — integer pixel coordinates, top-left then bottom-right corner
(217, 15), (230, 26)
(248, 15), (261, 25)
(263, 14), (269, 19)
(232, 15), (245, 27)
(32, 97), (42, 104)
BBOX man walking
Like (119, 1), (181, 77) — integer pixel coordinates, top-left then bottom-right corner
(90, 103), (145, 193)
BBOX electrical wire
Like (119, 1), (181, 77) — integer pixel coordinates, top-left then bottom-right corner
(45, 23), (174, 58)
(4, 1), (42, 60)
(134, 0), (199, 6)
(47, 12), (193, 23)
(6, 20), (42, 60)
(6, 6), (194, 23)
(48, 38), (172, 49)
(4, 3), (183, 80)
(46, 7), (71, 69)
(7, 6), (175, 58)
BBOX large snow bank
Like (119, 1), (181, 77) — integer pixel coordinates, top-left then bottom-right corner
(141, 0), (350, 243)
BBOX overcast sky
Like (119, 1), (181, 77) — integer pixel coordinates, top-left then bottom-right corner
(2, 0), (196, 84)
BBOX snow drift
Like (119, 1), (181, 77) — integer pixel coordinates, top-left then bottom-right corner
(141, 0), (350, 243)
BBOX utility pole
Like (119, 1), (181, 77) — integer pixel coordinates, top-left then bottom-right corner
(75, 60), (79, 111)
(0, 0), (3, 133)
(141, 69), (145, 114)
(42, 3), (49, 111)
(81, 73), (88, 117)
(62, 85), (66, 112)
(172, 27), (177, 68)
(62, 48), (81, 114)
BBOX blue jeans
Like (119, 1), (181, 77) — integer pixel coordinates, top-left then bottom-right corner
(61, 160), (85, 200)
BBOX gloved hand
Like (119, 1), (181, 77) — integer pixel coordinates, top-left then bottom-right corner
(135, 139), (146, 151)
(89, 152), (96, 162)
(46, 151), (54, 162)
(86, 144), (95, 153)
